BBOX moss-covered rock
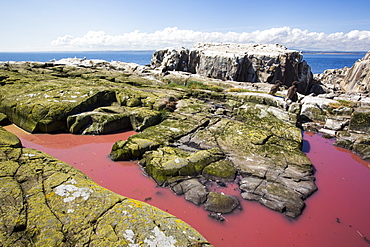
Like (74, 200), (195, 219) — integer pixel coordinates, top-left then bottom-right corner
(0, 128), (211, 246)
(204, 192), (240, 214)
(0, 127), (21, 148)
(67, 106), (162, 134)
(0, 60), (318, 219)
(202, 160), (236, 182)
(230, 91), (286, 109)
(110, 138), (161, 161)
(0, 64), (177, 134)
(340, 136), (370, 161)
(142, 147), (223, 186)
(300, 103), (327, 122)
(349, 108), (370, 133)
(0, 85), (117, 132)
(110, 112), (211, 161)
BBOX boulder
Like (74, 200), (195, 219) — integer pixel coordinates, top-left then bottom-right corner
(202, 160), (236, 182)
(151, 43), (314, 94)
(0, 127), (21, 148)
(171, 179), (208, 205)
(352, 137), (370, 161)
(300, 96), (338, 122)
(67, 106), (162, 134)
(204, 192), (240, 214)
(241, 180), (306, 218)
(0, 129), (211, 246)
(349, 108), (370, 133)
(335, 134), (370, 162)
(324, 116), (349, 131)
(111, 105), (212, 161)
(0, 84), (117, 133)
(141, 147), (224, 186)
(110, 138), (161, 161)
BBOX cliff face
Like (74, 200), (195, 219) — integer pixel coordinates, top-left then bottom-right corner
(151, 43), (314, 94)
(340, 51), (370, 92)
(316, 51), (370, 93)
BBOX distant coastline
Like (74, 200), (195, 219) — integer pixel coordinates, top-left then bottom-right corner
(302, 51), (367, 55)
(0, 50), (367, 74)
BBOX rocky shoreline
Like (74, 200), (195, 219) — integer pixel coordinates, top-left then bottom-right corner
(0, 127), (210, 246)
(0, 43), (369, 244)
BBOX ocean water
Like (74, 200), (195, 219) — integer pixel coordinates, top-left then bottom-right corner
(302, 53), (366, 74)
(0, 51), (366, 74)
(0, 51), (154, 66)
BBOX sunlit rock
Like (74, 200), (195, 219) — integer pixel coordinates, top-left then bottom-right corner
(151, 43), (314, 94)
(0, 129), (211, 246)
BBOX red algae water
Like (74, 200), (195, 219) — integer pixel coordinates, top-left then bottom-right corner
(5, 125), (370, 247)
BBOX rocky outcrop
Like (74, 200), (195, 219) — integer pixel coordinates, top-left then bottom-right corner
(0, 127), (211, 246)
(151, 43), (314, 94)
(296, 92), (370, 161)
(67, 106), (162, 134)
(315, 51), (370, 93)
(297, 51), (370, 161)
(0, 60), (179, 134)
(341, 51), (370, 92)
(0, 58), (317, 219)
(111, 96), (317, 218)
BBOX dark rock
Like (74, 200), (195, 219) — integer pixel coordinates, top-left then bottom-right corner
(171, 179), (208, 205)
(0, 113), (10, 126)
(208, 212), (226, 222)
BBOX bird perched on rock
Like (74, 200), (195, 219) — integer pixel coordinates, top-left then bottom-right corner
(286, 81), (299, 103)
(269, 80), (282, 95)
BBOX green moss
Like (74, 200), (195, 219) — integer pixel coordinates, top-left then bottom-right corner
(110, 138), (161, 161)
(142, 147), (224, 185)
(0, 127), (21, 148)
(202, 159), (236, 181)
(186, 81), (209, 90)
(349, 109), (370, 132)
(227, 88), (265, 93)
(204, 192), (239, 214)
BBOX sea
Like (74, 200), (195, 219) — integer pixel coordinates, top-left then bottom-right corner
(0, 51), (367, 74)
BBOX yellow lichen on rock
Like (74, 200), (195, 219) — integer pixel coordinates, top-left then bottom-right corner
(0, 128), (212, 246)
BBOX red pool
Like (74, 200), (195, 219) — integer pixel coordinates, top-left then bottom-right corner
(5, 125), (370, 247)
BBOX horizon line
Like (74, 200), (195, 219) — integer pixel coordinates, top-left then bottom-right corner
(0, 49), (368, 54)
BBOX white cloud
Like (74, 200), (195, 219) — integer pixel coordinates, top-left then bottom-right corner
(51, 27), (370, 51)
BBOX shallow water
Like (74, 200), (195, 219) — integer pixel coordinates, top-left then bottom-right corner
(5, 125), (370, 247)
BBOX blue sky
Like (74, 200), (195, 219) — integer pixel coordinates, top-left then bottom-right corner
(1, 0), (369, 51)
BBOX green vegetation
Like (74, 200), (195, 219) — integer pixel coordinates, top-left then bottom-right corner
(329, 99), (356, 109)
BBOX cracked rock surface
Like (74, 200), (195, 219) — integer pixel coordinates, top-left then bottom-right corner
(0, 127), (211, 246)
(112, 96), (317, 218)
(0, 59), (317, 219)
